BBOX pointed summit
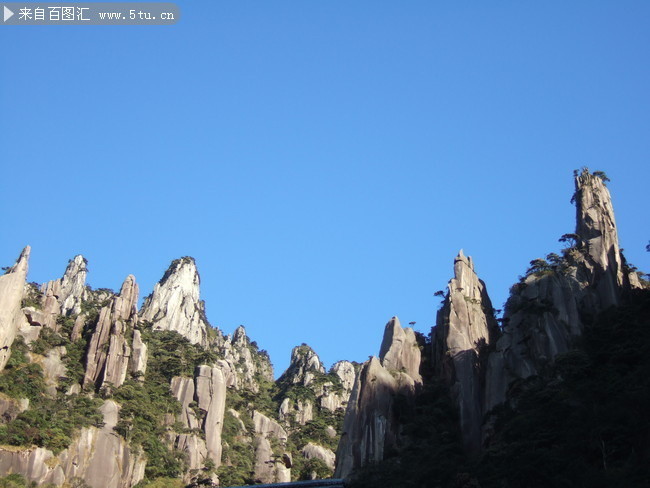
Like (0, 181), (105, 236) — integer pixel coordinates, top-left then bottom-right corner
(378, 316), (422, 383)
(434, 252), (498, 455)
(84, 275), (141, 391)
(280, 344), (326, 387)
(40, 254), (88, 317)
(440, 251), (498, 356)
(140, 257), (208, 346)
(573, 168), (633, 305)
(575, 169), (620, 272)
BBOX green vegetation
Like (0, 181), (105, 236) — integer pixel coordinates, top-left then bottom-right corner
(0, 337), (103, 454)
(106, 329), (204, 481)
(0, 474), (36, 488)
(217, 408), (256, 486)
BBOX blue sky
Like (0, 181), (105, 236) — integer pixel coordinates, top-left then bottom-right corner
(2, 1), (649, 376)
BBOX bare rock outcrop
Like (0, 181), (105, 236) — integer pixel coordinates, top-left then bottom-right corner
(83, 276), (140, 391)
(195, 365), (228, 466)
(0, 446), (65, 485)
(379, 316), (422, 383)
(0, 400), (145, 488)
(335, 317), (421, 478)
(252, 410), (291, 483)
(140, 257), (209, 346)
(433, 251), (498, 454)
(302, 442), (336, 471)
(40, 254), (88, 318)
(0, 246), (30, 371)
(59, 400), (145, 488)
(219, 325), (274, 392)
(170, 376), (208, 472)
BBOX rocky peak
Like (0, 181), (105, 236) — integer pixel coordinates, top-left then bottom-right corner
(218, 325), (274, 392)
(438, 250), (498, 357)
(331, 360), (356, 392)
(59, 255), (88, 316)
(434, 252), (498, 455)
(378, 316), (422, 384)
(283, 344), (326, 387)
(0, 246), (31, 371)
(572, 168), (636, 306)
(575, 169), (621, 274)
(83, 275), (142, 391)
(140, 256), (208, 346)
(485, 170), (637, 412)
(40, 254), (88, 317)
(232, 324), (247, 345)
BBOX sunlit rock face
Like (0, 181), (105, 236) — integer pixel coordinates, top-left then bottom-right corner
(0, 246), (30, 371)
(40, 254), (89, 318)
(83, 275), (142, 392)
(140, 257), (209, 346)
(252, 410), (292, 483)
(335, 316), (421, 478)
(433, 251), (499, 455)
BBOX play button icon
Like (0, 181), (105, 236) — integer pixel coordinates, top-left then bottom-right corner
(4, 6), (14, 22)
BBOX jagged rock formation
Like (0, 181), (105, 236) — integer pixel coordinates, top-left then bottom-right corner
(0, 246), (30, 371)
(432, 251), (499, 454)
(379, 316), (422, 384)
(302, 442), (336, 471)
(252, 411), (291, 483)
(170, 375), (207, 472)
(40, 255), (89, 318)
(283, 344), (326, 386)
(140, 257), (209, 346)
(335, 317), (421, 478)
(0, 400), (145, 488)
(170, 364), (230, 477)
(318, 361), (356, 412)
(219, 325), (274, 392)
(83, 275), (143, 391)
(485, 170), (642, 410)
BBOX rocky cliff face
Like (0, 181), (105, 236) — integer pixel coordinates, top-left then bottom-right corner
(485, 170), (642, 411)
(252, 411), (291, 483)
(433, 251), (499, 454)
(0, 246), (30, 371)
(335, 317), (421, 478)
(140, 257), (209, 346)
(0, 400), (145, 488)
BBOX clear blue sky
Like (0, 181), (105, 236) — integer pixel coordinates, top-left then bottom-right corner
(2, 1), (649, 376)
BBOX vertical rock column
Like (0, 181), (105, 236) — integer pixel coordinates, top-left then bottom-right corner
(0, 246), (30, 371)
(433, 251), (498, 455)
(83, 275), (140, 391)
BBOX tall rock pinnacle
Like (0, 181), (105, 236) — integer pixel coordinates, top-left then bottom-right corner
(84, 275), (142, 391)
(573, 169), (638, 306)
(485, 169), (640, 411)
(433, 251), (498, 454)
(0, 246), (30, 371)
(140, 257), (208, 346)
